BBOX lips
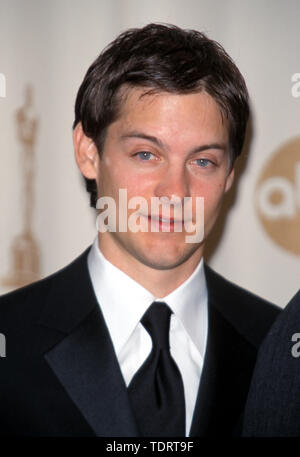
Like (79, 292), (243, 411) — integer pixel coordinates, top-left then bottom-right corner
(147, 215), (190, 234)
(138, 212), (191, 223)
(147, 215), (181, 224)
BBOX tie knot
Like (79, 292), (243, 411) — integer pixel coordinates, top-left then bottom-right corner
(141, 301), (172, 350)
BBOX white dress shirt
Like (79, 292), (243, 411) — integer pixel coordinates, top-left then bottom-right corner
(87, 236), (208, 436)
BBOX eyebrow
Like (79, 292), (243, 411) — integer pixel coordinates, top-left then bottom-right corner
(119, 130), (227, 155)
(120, 131), (166, 149)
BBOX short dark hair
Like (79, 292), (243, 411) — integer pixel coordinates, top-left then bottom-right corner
(73, 23), (249, 208)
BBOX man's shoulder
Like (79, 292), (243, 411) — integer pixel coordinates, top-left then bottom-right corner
(0, 246), (92, 324)
(204, 264), (281, 348)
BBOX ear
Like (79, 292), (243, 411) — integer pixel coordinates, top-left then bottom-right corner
(225, 168), (235, 193)
(73, 123), (99, 180)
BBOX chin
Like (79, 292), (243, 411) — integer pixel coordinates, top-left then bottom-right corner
(131, 243), (201, 271)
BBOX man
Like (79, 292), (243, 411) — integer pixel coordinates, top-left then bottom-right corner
(242, 289), (300, 437)
(0, 23), (279, 437)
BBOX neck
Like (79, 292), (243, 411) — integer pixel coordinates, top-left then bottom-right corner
(97, 233), (203, 297)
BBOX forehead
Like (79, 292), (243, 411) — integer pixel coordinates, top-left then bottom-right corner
(111, 86), (228, 143)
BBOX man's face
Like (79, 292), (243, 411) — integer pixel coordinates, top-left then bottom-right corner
(93, 87), (233, 270)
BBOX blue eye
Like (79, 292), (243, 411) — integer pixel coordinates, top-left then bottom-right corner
(195, 158), (211, 167)
(136, 151), (154, 161)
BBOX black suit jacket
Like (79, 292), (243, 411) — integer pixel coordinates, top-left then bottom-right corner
(0, 246), (279, 437)
(242, 289), (300, 437)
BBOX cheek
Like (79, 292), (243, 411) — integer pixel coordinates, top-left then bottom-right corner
(99, 162), (151, 199)
(193, 180), (226, 215)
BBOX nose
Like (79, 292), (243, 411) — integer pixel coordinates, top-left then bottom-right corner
(154, 163), (190, 201)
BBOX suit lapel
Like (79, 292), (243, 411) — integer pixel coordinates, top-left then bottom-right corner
(38, 247), (139, 437)
(190, 266), (257, 437)
(35, 248), (258, 437)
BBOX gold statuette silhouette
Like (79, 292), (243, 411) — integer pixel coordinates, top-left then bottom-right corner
(2, 85), (41, 289)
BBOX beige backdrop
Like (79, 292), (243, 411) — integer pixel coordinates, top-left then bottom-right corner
(0, 0), (299, 307)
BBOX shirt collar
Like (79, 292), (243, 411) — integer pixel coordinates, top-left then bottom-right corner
(163, 257), (208, 357)
(87, 236), (208, 357)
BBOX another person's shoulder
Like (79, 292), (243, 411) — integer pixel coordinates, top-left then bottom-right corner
(264, 289), (300, 337)
(278, 288), (300, 316)
(204, 264), (281, 347)
(241, 289), (300, 437)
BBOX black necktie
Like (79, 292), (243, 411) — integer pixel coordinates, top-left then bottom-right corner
(128, 301), (186, 436)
